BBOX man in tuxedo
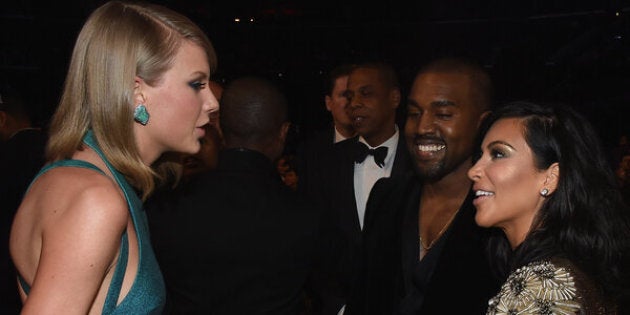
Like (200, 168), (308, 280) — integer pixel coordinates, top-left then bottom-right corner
(147, 77), (319, 314)
(297, 64), (356, 194)
(347, 58), (502, 314)
(308, 62), (412, 314)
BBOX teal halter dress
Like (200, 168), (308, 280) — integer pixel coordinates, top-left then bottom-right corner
(18, 131), (165, 314)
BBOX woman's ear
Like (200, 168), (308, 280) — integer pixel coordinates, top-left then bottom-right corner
(543, 162), (560, 195)
(134, 76), (147, 105)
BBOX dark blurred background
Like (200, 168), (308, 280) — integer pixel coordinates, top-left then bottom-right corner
(2, 0), (629, 149)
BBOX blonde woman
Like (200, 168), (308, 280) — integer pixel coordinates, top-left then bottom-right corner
(9, 1), (218, 314)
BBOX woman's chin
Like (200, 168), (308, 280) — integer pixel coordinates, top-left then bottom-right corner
(474, 212), (494, 228)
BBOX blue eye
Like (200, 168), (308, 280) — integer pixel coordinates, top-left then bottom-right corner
(189, 81), (207, 90)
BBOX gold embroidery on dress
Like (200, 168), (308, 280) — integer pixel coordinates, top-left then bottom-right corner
(487, 260), (581, 315)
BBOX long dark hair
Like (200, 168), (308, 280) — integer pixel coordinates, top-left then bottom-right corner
(479, 101), (630, 301)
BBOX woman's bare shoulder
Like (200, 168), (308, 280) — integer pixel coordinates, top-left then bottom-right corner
(38, 166), (128, 227)
(12, 163), (132, 314)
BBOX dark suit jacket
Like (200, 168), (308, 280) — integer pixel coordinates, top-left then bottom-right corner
(347, 174), (501, 314)
(296, 125), (335, 196)
(305, 132), (413, 314)
(147, 148), (320, 315)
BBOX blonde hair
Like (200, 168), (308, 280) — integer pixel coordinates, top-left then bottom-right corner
(47, 1), (216, 199)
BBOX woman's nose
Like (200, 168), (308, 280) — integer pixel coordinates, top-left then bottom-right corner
(468, 161), (482, 181)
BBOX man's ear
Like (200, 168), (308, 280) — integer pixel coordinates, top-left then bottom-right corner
(543, 162), (560, 194)
(324, 95), (333, 112)
(279, 122), (291, 143)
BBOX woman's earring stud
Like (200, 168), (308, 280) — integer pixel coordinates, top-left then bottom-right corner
(134, 104), (150, 125)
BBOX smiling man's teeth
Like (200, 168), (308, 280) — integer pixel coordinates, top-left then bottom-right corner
(475, 190), (494, 197)
(418, 144), (445, 152)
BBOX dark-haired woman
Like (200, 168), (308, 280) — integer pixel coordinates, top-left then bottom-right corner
(468, 101), (630, 314)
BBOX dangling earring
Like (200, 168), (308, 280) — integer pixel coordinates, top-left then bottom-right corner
(134, 104), (150, 125)
(540, 188), (549, 196)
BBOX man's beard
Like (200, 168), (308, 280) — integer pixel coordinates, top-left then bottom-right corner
(414, 159), (447, 182)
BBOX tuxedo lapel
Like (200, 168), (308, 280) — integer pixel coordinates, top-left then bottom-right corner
(337, 137), (362, 240)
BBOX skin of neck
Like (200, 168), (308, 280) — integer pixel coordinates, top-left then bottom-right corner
(334, 123), (356, 139)
(363, 121), (396, 148)
(505, 204), (540, 250)
(225, 125), (287, 162)
(507, 229), (529, 250)
(134, 130), (162, 166)
(421, 157), (473, 203)
(226, 141), (281, 162)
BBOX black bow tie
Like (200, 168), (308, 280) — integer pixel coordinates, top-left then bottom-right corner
(354, 142), (388, 168)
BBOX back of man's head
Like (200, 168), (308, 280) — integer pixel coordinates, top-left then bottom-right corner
(419, 57), (493, 111)
(220, 76), (288, 156)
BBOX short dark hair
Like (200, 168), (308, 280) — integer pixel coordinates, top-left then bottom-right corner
(419, 57), (494, 111)
(352, 62), (400, 90)
(220, 76), (288, 146)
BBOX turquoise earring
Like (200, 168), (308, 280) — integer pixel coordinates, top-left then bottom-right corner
(134, 104), (150, 125)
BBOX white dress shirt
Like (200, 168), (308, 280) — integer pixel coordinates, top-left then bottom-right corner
(334, 125), (351, 143)
(353, 127), (399, 229)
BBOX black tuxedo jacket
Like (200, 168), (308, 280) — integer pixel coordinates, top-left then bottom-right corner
(147, 148), (320, 315)
(305, 133), (413, 314)
(347, 174), (501, 314)
(296, 125), (335, 197)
